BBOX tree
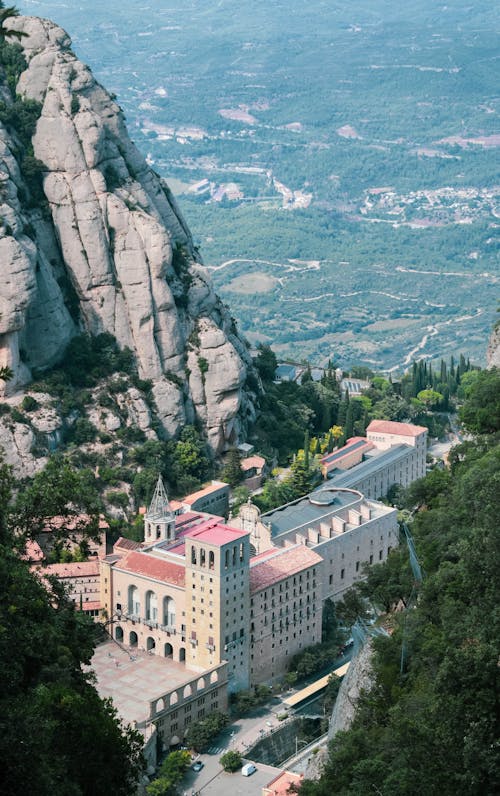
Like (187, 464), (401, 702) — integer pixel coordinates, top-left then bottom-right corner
(185, 711), (229, 752)
(254, 344), (277, 382)
(416, 388), (443, 409)
(0, 4), (27, 42)
(222, 448), (244, 487)
(335, 587), (369, 626)
(459, 367), (500, 434)
(219, 750), (243, 772)
(0, 458), (144, 794)
(289, 456), (312, 498)
(147, 751), (191, 795)
(294, 378), (500, 796)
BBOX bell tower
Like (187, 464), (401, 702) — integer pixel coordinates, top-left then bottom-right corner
(144, 475), (175, 544)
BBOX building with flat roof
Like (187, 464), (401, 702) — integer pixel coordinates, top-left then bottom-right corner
(230, 488), (398, 602)
(321, 420), (428, 499)
(321, 437), (374, 478)
(180, 480), (230, 518)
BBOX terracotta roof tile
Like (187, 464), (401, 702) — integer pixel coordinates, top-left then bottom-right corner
(36, 561), (100, 578)
(250, 545), (322, 593)
(182, 482), (228, 505)
(81, 600), (101, 611)
(114, 537), (142, 552)
(116, 551), (185, 587)
(367, 419), (427, 437)
(241, 455), (266, 471)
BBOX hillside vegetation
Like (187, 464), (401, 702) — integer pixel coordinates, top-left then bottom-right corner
(297, 367), (500, 796)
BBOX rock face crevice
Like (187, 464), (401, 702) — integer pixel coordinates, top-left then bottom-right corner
(0, 16), (255, 451)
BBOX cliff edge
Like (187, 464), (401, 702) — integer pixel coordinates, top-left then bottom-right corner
(0, 16), (255, 452)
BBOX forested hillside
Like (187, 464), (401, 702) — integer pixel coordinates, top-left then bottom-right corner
(297, 367), (500, 795)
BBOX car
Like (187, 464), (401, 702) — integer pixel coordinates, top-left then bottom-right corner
(191, 761), (204, 772)
(241, 763), (257, 777)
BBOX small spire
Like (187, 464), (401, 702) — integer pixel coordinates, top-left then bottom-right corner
(147, 474), (172, 519)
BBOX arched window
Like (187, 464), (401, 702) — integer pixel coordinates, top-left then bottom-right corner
(183, 684), (192, 698)
(170, 691), (179, 706)
(197, 677), (205, 691)
(164, 643), (173, 658)
(145, 590), (158, 621)
(209, 551), (215, 570)
(163, 596), (176, 628)
(224, 549), (229, 570)
(115, 626), (124, 642)
(146, 637), (155, 651)
(129, 630), (138, 647)
(179, 647), (186, 662)
(128, 585), (140, 616)
(155, 698), (165, 714)
(210, 670), (218, 684)
(232, 546), (237, 566)
(191, 546), (197, 565)
(200, 548), (206, 567)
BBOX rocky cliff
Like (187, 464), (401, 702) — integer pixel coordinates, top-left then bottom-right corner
(0, 15), (255, 453)
(487, 322), (500, 369)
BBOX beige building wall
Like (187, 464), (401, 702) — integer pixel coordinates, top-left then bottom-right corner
(250, 566), (322, 684)
(102, 564), (187, 662)
(149, 662), (229, 747)
(185, 531), (251, 691)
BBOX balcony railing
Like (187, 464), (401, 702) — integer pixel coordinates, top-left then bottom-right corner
(160, 624), (176, 634)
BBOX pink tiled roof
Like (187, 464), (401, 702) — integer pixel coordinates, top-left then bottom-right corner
(114, 537), (142, 552)
(367, 420), (427, 437)
(263, 771), (303, 796)
(41, 514), (109, 532)
(250, 545), (322, 593)
(186, 519), (248, 547)
(116, 551), (185, 587)
(81, 600), (101, 611)
(241, 455), (266, 471)
(24, 539), (44, 562)
(321, 436), (373, 465)
(182, 482), (227, 505)
(36, 561), (100, 579)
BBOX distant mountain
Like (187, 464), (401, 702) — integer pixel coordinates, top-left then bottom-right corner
(0, 15), (255, 453)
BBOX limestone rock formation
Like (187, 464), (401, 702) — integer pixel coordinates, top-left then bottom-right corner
(0, 16), (255, 453)
(487, 322), (500, 369)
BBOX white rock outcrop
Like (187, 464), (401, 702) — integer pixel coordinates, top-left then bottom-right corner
(0, 16), (255, 452)
(487, 324), (500, 369)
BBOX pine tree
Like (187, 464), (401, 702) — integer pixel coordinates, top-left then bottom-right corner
(221, 448), (244, 488)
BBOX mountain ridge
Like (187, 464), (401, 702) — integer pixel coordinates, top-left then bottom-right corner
(0, 15), (255, 454)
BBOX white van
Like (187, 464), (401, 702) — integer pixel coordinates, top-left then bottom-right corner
(241, 763), (257, 777)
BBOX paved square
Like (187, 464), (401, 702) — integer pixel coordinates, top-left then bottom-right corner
(87, 641), (196, 724)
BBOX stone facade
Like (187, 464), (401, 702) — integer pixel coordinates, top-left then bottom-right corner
(249, 546), (323, 684)
(230, 488), (399, 602)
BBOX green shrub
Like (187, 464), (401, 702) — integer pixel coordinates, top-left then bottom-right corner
(70, 93), (80, 114)
(219, 750), (242, 772)
(21, 395), (39, 412)
(11, 408), (29, 424)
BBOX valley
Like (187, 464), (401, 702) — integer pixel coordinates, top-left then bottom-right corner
(19, 0), (500, 367)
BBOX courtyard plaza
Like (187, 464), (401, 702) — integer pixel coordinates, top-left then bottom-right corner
(86, 640), (192, 728)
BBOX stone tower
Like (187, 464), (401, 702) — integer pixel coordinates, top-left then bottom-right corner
(184, 522), (251, 691)
(144, 475), (175, 544)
